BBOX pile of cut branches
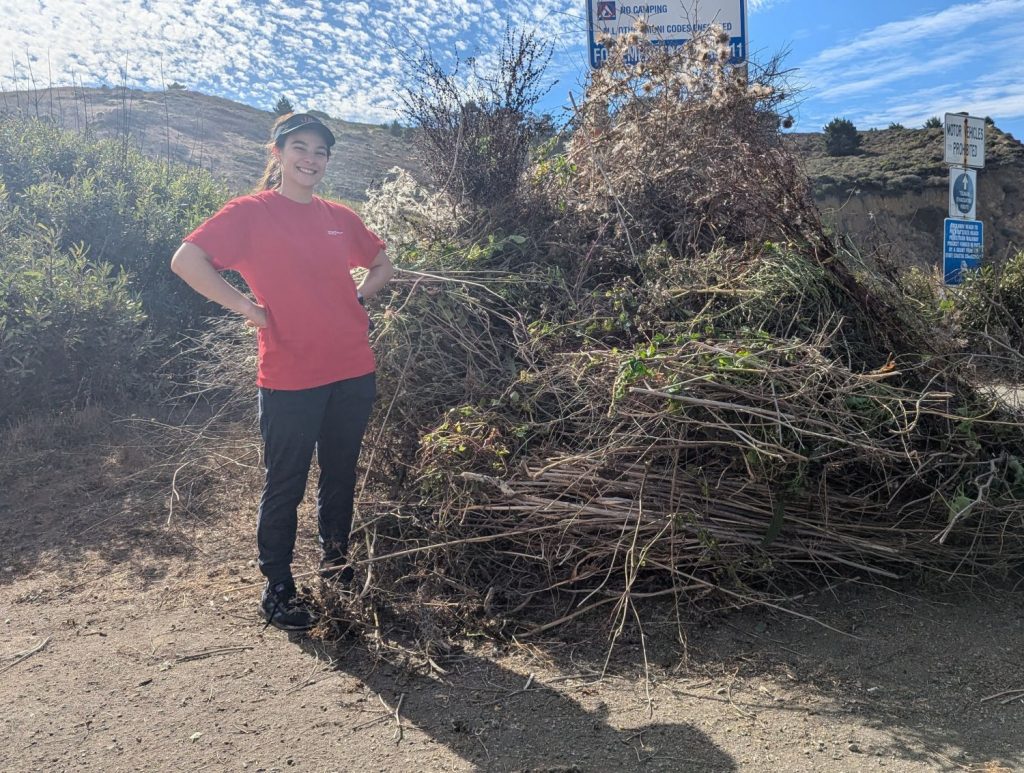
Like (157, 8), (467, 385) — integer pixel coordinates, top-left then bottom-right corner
(191, 28), (1024, 648)
(345, 29), (1024, 643)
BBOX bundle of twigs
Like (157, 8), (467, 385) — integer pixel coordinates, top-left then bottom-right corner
(326, 30), (1024, 641)
(342, 334), (1023, 636)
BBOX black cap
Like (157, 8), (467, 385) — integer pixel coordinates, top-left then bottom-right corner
(272, 113), (336, 148)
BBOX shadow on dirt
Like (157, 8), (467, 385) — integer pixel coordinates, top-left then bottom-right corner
(658, 581), (1024, 771)
(285, 579), (1024, 772)
(298, 635), (737, 772)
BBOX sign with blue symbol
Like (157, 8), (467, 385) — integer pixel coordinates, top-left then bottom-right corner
(943, 218), (984, 285)
(587, 0), (748, 69)
(949, 168), (977, 220)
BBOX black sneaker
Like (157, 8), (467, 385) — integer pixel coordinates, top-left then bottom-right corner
(260, 579), (316, 631)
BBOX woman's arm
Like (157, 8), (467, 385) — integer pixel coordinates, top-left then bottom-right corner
(170, 242), (267, 328)
(356, 249), (395, 300)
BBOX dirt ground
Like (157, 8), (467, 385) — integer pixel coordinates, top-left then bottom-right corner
(2, 408), (1023, 772)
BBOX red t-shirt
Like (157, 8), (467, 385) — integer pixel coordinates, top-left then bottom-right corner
(185, 190), (386, 390)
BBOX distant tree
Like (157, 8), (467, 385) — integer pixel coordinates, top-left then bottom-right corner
(274, 97), (294, 116)
(887, 122), (905, 130)
(167, 82), (186, 91)
(388, 119), (403, 137)
(923, 116), (942, 129)
(823, 117), (861, 156)
(984, 116), (995, 126)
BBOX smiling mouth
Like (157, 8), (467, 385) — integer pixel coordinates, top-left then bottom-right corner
(297, 166), (319, 175)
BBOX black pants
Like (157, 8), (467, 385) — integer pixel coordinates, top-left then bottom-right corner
(257, 373), (376, 584)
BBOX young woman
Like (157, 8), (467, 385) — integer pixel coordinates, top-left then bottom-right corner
(171, 112), (394, 631)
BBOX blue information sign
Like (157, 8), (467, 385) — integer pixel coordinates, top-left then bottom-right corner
(587, 1), (748, 68)
(943, 218), (984, 285)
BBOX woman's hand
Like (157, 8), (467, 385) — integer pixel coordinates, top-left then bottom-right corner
(244, 302), (268, 329)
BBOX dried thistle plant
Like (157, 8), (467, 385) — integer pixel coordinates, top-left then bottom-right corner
(562, 25), (808, 261)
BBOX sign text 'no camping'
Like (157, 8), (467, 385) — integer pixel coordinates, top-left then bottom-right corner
(587, 0), (748, 68)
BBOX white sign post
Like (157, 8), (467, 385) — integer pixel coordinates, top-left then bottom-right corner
(941, 113), (986, 285)
(943, 113), (985, 168)
(587, 0), (748, 68)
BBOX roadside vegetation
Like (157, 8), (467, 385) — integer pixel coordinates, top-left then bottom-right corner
(0, 114), (227, 421)
(2, 27), (1023, 663)
(176, 27), (1024, 655)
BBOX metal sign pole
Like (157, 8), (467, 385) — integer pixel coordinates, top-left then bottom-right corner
(942, 112), (986, 285)
(962, 116), (969, 169)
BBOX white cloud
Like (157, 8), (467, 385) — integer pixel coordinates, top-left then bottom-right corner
(807, 0), (1024, 67)
(795, 0), (1024, 130)
(0, 0), (585, 123)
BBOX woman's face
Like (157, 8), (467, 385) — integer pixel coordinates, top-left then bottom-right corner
(275, 129), (331, 190)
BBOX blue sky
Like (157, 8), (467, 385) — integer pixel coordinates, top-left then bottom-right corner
(2, 1), (1023, 139)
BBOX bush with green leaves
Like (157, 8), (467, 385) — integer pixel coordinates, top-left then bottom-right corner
(823, 117), (861, 156)
(954, 251), (1024, 371)
(923, 116), (943, 129)
(0, 115), (232, 421)
(0, 115), (229, 332)
(0, 224), (152, 422)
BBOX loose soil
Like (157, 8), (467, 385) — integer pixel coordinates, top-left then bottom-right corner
(2, 408), (1022, 772)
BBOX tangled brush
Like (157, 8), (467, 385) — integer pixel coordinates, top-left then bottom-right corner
(183, 28), (1024, 654)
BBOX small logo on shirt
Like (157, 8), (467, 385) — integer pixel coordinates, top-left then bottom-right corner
(326, 230), (343, 236)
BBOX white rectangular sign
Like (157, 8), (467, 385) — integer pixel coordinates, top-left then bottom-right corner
(944, 113), (985, 168)
(587, 0), (748, 68)
(948, 167), (977, 220)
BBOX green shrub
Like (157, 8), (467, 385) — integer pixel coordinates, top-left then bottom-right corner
(955, 251), (1024, 369)
(0, 115), (229, 332)
(923, 116), (943, 129)
(0, 225), (152, 422)
(823, 117), (861, 156)
(0, 115), (233, 421)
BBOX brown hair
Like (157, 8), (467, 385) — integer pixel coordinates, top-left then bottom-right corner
(254, 113), (291, 192)
(253, 112), (332, 192)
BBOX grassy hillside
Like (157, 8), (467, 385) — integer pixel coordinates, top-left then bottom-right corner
(5, 87), (1024, 205)
(786, 125), (1024, 197)
(0, 86), (422, 202)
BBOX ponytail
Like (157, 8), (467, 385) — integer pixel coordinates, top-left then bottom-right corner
(254, 145), (282, 191)
(253, 112), (294, 192)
